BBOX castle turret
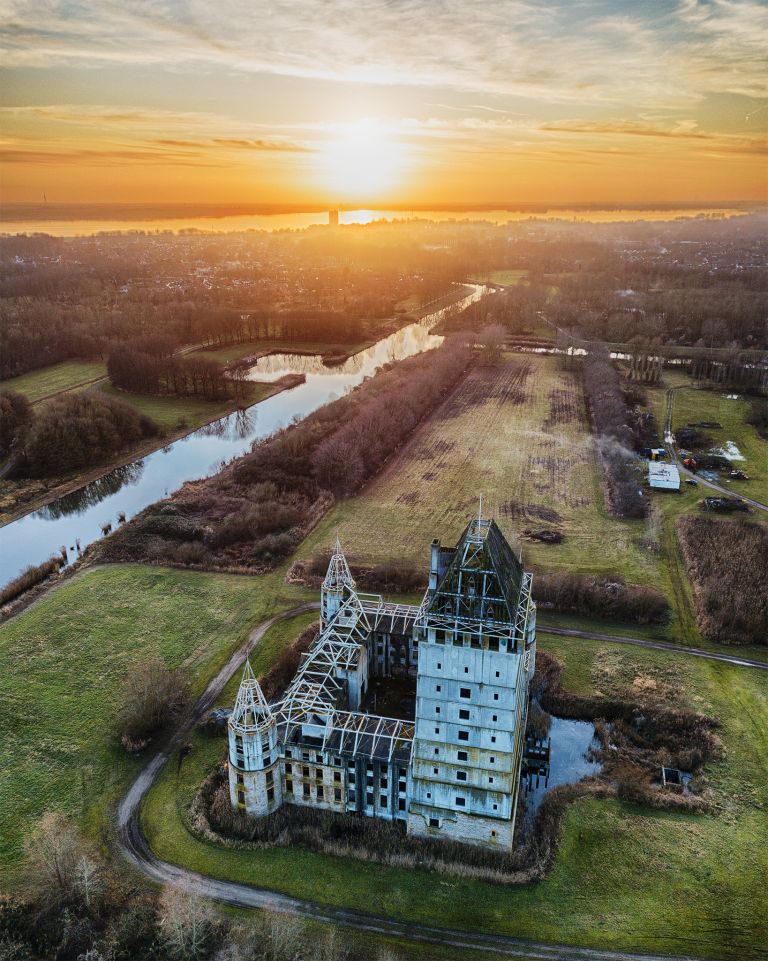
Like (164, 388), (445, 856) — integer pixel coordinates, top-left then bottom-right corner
(321, 535), (355, 628)
(227, 660), (282, 816)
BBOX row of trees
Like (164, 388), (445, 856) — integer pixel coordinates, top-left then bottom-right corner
(581, 349), (646, 518)
(533, 572), (668, 624)
(100, 337), (471, 570)
(0, 389), (31, 459)
(108, 349), (233, 400)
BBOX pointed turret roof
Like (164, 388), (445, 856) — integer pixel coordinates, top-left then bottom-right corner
(230, 659), (272, 733)
(427, 515), (524, 623)
(323, 535), (356, 591)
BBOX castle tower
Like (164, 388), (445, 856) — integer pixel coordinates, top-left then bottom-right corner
(321, 535), (356, 628)
(408, 511), (536, 848)
(227, 660), (282, 817)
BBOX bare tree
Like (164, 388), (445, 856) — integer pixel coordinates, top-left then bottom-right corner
(478, 324), (506, 365)
(159, 888), (216, 961)
(75, 853), (103, 910)
(24, 810), (94, 905)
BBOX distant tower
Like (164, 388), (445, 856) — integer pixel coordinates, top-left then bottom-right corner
(227, 660), (282, 817)
(321, 535), (355, 628)
(329, 209), (339, 227)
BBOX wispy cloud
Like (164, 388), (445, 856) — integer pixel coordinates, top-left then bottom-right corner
(1, 1), (766, 107)
(540, 118), (767, 155)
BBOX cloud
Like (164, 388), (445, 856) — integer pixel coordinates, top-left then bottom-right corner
(1, 0), (766, 108)
(0, 146), (218, 166)
(539, 118), (767, 155)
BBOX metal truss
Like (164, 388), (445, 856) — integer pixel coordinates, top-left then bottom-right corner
(230, 659), (273, 736)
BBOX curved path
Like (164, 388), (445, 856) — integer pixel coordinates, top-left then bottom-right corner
(664, 387), (768, 514)
(117, 603), (729, 961)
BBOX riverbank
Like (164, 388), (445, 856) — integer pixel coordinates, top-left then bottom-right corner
(188, 285), (473, 368)
(0, 375), (302, 529)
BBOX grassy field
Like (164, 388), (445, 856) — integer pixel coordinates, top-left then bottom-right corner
(1, 360), (107, 403)
(0, 565), (313, 881)
(141, 628), (768, 960)
(299, 354), (704, 641)
(670, 386), (768, 505)
(98, 381), (281, 432)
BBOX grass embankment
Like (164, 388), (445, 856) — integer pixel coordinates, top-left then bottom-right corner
(1, 360), (107, 403)
(142, 617), (768, 960)
(0, 375), (287, 525)
(299, 354), (703, 643)
(0, 565), (313, 883)
(98, 381), (281, 432)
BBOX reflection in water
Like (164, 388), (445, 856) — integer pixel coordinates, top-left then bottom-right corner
(0, 284), (487, 586)
(524, 716), (601, 819)
(37, 461), (146, 519)
(246, 309), (445, 382)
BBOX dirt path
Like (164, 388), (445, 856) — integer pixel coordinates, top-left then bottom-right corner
(116, 602), (732, 961)
(538, 623), (768, 670)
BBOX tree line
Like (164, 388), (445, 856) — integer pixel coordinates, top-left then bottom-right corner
(107, 348), (233, 400)
(99, 336), (471, 571)
(4, 806), (384, 960)
(581, 349), (647, 518)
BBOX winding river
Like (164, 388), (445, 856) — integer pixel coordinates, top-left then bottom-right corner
(0, 285), (487, 587)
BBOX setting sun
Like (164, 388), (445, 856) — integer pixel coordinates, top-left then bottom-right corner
(319, 120), (408, 201)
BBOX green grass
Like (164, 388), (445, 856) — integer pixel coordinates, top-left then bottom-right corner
(98, 381), (280, 432)
(1, 360), (107, 403)
(670, 386), (768, 505)
(299, 355), (705, 644)
(142, 632), (768, 960)
(0, 565), (313, 881)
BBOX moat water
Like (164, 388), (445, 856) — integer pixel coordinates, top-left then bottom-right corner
(524, 716), (601, 818)
(0, 285), (488, 587)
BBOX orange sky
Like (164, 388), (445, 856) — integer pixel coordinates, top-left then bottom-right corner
(1, 1), (766, 206)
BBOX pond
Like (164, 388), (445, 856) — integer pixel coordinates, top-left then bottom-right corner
(0, 284), (488, 588)
(524, 716), (602, 818)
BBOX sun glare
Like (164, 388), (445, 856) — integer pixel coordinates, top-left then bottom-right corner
(320, 119), (406, 201)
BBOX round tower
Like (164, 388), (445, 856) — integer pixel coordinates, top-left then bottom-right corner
(228, 660), (282, 817)
(321, 535), (356, 628)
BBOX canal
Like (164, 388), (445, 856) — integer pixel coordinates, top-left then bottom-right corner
(0, 285), (487, 587)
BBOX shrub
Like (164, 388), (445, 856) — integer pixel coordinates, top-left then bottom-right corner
(533, 572), (669, 624)
(0, 557), (61, 607)
(677, 515), (768, 644)
(117, 656), (189, 749)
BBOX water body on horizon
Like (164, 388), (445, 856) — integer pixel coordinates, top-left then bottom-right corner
(0, 285), (487, 588)
(0, 207), (749, 236)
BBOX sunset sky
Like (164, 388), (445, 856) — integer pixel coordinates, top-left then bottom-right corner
(1, 0), (766, 206)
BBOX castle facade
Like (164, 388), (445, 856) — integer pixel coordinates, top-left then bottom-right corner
(228, 515), (536, 848)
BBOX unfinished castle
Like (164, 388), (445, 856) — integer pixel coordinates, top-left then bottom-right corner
(227, 513), (536, 848)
